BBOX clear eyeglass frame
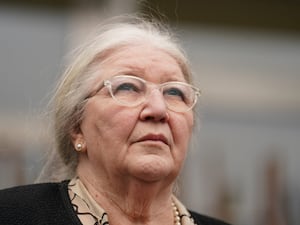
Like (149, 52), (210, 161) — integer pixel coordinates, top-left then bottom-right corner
(87, 75), (201, 113)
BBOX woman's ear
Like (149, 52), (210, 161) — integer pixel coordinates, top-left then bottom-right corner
(70, 127), (87, 152)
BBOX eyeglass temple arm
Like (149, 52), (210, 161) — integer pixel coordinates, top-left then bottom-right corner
(85, 82), (105, 99)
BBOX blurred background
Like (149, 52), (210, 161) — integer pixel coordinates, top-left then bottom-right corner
(0, 0), (299, 225)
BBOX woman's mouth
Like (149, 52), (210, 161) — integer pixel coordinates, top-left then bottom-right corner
(136, 133), (169, 146)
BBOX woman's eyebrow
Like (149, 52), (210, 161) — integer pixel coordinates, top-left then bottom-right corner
(117, 64), (145, 74)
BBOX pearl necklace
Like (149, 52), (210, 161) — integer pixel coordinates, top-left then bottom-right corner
(172, 202), (181, 225)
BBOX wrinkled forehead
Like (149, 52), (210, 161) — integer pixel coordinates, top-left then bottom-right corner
(91, 44), (191, 83)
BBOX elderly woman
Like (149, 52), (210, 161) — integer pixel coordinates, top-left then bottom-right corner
(0, 16), (231, 225)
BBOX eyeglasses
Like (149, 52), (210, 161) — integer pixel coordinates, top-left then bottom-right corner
(89, 75), (201, 112)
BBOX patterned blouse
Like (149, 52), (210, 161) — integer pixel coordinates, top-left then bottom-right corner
(68, 178), (197, 225)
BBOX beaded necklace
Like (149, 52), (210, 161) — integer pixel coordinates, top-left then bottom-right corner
(172, 201), (182, 225)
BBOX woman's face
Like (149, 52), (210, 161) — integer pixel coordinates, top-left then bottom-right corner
(74, 45), (194, 184)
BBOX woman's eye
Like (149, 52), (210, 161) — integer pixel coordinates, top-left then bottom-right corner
(115, 83), (139, 92)
(164, 88), (185, 99)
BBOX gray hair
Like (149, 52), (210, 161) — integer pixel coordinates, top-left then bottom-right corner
(37, 15), (193, 182)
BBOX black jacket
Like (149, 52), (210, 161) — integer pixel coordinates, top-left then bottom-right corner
(0, 181), (231, 225)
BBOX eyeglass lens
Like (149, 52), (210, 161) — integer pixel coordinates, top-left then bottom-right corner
(106, 76), (199, 112)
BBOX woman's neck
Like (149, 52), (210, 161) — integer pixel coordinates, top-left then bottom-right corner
(78, 171), (175, 225)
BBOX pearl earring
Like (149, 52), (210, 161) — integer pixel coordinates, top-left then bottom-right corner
(75, 143), (83, 152)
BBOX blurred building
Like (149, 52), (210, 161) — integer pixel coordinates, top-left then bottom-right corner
(0, 1), (300, 225)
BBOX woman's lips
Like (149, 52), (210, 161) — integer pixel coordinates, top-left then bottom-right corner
(136, 134), (169, 146)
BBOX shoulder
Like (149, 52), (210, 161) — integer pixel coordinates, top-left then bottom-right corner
(189, 210), (232, 225)
(0, 181), (76, 224)
(0, 181), (67, 205)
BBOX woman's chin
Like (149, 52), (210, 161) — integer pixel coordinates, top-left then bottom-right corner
(128, 156), (174, 183)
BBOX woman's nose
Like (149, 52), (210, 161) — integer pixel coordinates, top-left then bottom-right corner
(139, 90), (169, 122)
